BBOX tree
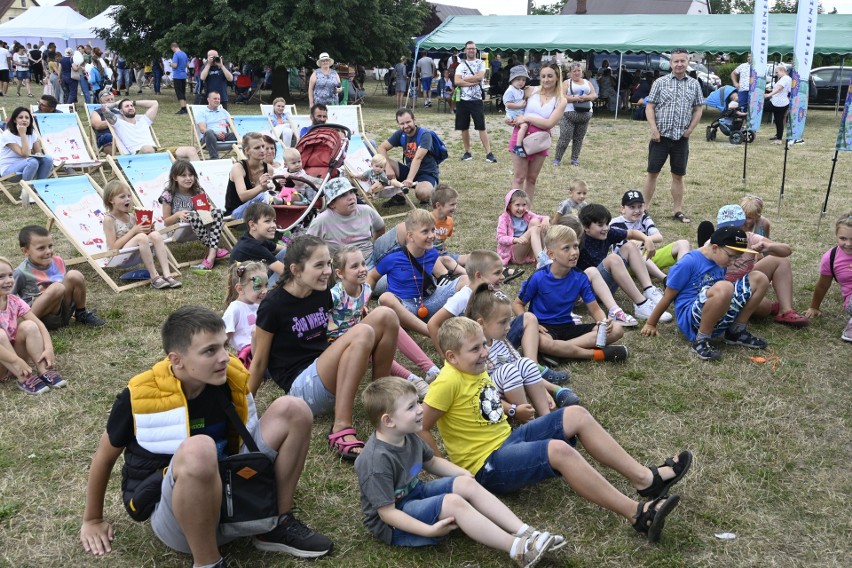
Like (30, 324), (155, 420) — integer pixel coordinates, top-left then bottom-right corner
(708, 0), (754, 13)
(75, 0), (114, 18)
(100, 0), (429, 99)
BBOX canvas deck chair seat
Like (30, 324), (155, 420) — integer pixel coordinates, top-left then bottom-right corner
(21, 174), (181, 293)
(108, 115), (163, 156)
(230, 115), (285, 162)
(84, 103), (117, 156)
(344, 133), (415, 221)
(260, 104), (299, 146)
(187, 105), (238, 160)
(191, 158), (240, 241)
(30, 103), (77, 115)
(326, 105), (365, 136)
(34, 112), (107, 183)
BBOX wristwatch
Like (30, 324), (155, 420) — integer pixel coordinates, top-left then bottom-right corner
(507, 404), (517, 418)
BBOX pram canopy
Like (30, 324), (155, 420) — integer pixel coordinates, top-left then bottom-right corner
(705, 85), (736, 112)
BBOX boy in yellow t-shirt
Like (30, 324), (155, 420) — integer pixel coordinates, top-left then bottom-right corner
(419, 317), (691, 544)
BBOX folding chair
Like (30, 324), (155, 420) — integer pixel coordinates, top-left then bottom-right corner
(344, 134), (414, 221)
(191, 158), (241, 239)
(187, 105), (239, 160)
(326, 105), (365, 136)
(106, 116), (162, 156)
(230, 115), (285, 163)
(30, 103), (77, 115)
(84, 103), (116, 157)
(34, 112), (108, 184)
(21, 174), (181, 293)
(260, 103), (298, 116)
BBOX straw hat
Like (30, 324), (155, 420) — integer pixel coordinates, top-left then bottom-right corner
(316, 52), (334, 66)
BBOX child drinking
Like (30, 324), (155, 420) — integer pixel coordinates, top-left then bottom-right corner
(0, 256), (66, 395)
(467, 283), (580, 423)
(552, 179), (588, 223)
(101, 180), (180, 290)
(496, 189), (550, 266)
(330, 246), (439, 397)
(503, 65), (530, 157)
(805, 210), (852, 342)
(159, 159), (229, 272)
(223, 261), (268, 369)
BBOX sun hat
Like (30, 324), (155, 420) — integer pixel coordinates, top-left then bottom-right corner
(716, 204), (746, 229)
(316, 52), (334, 66)
(323, 177), (355, 205)
(710, 226), (757, 254)
(508, 65), (531, 84)
(621, 190), (644, 206)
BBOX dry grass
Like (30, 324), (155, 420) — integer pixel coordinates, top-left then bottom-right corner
(0, 80), (850, 568)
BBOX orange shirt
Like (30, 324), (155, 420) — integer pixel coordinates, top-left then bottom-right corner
(433, 212), (454, 251)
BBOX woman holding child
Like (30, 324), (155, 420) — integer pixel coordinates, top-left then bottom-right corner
(508, 62), (567, 204)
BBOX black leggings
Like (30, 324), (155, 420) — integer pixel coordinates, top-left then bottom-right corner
(769, 101), (787, 139)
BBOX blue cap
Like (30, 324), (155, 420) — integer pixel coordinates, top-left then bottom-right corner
(717, 204), (746, 229)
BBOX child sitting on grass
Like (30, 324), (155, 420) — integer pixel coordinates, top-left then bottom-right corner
(101, 180), (180, 290)
(12, 225), (105, 328)
(513, 225), (629, 362)
(804, 210), (852, 342)
(0, 256), (66, 395)
(551, 179), (588, 223)
(578, 203), (670, 322)
(420, 317), (691, 543)
(356, 153), (404, 198)
(355, 376), (563, 566)
(223, 261), (267, 368)
(641, 226), (770, 361)
(497, 189), (550, 266)
(740, 194), (771, 237)
(431, 184), (469, 275)
(610, 190), (691, 281)
(229, 202), (287, 286)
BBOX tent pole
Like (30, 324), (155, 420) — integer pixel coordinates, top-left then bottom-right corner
(835, 57), (845, 117)
(817, 149), (839, 236)
(614, 53), (623, 120)
(742, 125), (749, 184)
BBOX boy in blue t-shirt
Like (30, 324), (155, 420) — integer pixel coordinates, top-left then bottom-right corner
(641, 227), (769, 361)
(368, 209), (468, 338)
(511, 225), (628, 362)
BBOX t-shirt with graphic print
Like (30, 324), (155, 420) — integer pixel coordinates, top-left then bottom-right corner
(432, 212), (454, 252)
(665, 248), (725, 341)
(0, 294), (31, 342)
(12, 256), (67, 306)
(256, 286), (331, 391)
(386, 127), (439, 180)
(329, 282), (371, 340)
(423, 361), (511, 475)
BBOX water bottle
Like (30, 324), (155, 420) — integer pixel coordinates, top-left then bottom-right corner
(595, 320), (607, 348)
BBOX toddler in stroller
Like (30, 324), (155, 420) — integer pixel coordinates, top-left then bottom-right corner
(705, 86), (754, 144)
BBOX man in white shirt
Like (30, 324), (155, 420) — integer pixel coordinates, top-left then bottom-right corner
(454, 41), (496, 164)
(112, 99), (199, 159)
(0, 41), (10, 96)
(730, 54), (751, 111)
(195, 90), (236, 159)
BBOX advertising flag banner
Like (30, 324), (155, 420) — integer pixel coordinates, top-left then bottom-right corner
(836, 73), (852, 151)
(787, 0), (818, 142)
(747, 0), (770, 134)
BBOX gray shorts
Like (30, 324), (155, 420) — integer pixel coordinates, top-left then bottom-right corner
(150, 420), (278, 553)
(289, 360), (336, 415)
(596, 258), (626, 294)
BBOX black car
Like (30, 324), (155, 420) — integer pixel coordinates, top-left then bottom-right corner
(810, 66), (852, 105)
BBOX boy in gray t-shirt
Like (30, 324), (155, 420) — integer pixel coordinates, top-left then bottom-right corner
(354, 377), (564, 565)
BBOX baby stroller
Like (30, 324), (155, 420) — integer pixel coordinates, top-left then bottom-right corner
(271, 123), (351, 231)
(705, 85), (755, 145)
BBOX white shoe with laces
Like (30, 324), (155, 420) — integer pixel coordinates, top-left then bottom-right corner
(634, 299), (672, 322)
(608, 306), (638, 327)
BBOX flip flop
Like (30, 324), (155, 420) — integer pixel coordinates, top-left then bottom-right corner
(502, 267), (525, 283)
(328, 426), (364, 461)
(672, 211), (691, 224)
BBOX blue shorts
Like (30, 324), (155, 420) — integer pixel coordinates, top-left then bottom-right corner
(289, 360), (336, 415)
(398, 162), (438, 189)
(420, 77), (433, 94)
(686, 273), (753, 338)
(399, 278), (460, 320)
(390, 476), (456, 547)
(16, 70), (29, 80)
(96, 131), (113, 148)
(474, 408), (577, 494)
(506, 316), (526, 347)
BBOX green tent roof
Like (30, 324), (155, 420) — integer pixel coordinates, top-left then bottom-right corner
(418, 14), (852, 55)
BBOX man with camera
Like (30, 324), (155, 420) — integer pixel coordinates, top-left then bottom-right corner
(201, 50), (233, 109)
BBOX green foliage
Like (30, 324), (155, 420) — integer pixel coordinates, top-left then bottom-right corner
(709, 0), (755, 13)
(532, 0), (568, 15)
(74, 0), (114, 18)
(716, 62), (740, 84)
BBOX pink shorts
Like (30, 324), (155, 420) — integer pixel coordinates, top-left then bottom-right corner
(509, 125), (550, 159)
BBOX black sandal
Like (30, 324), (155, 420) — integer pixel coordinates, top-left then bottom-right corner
(637, 450), (693, 499)
(672, 211), (691, 224)
(633, 494), (680, 543)
(502, 267), (525, 283)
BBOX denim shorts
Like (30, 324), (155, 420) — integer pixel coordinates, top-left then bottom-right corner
(150, 421), (278, 553)
(390, 476), (457, 547)
(474, 408), (576, 494)
(687, 273), (753, 338)
(398, 162), (438, 189)
(399, 278), (460, 320)
(597, 257), (626, 293)
(289, 360), (336, 415)
(506, 316), (526, 348)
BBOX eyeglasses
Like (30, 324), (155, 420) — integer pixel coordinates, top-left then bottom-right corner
(723, 249), (742, 260)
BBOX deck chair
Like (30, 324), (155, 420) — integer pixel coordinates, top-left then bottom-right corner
(20, 174), (181, 293)
(259, 106), (299, 147)
(260, 103), (298, 116)
(105, 116), (162, 156)
(230, 115), (285, 163)
(344, 134), (415, 221)
(84, 103), (116, 157)
(326, 105), (365, 136)
(34, 112), (108, 184)
(191, 158), (240, 241)
(30, 103), (77, 115)
(187, 105), (239, 160)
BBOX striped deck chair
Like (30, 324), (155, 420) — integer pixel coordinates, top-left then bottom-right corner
(344, 134), (414, 220)
(187, 105), (239, 160)
(21, 174), (181, 293)
(34, 111), (107, 183)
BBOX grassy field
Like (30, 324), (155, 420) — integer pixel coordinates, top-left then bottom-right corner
(0, 79), (850, 568)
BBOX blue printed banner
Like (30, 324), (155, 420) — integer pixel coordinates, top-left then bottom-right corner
(787, 0), (818, 142)
(747, 0), (770, 134)
(836, 73), (852, 151)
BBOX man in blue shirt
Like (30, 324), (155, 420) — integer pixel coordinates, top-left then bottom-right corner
(170, 42), (188, 115)
(196, 91), (236, 159)
(377, 108), (440, 205)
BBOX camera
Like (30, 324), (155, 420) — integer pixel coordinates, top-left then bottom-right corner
(213, 56), (221, 64)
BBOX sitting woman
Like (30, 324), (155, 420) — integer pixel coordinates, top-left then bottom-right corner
(0, 107), (54, 184)
(267, 96), (296, 147)
(224, 132), (272, 219)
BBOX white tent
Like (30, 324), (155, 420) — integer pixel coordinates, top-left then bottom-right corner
(69, 5), (120, 43)
(0, 6), (88, 48)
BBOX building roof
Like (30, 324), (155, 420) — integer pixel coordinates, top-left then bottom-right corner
(561, 0), (707, 15)
(422, 3), (481, 36)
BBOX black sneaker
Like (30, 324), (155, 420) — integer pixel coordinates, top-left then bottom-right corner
(691, 338), (721, 361)
(76, 309), (105, 327)
(176, 108), (188, 115)
(253, 513), (333, 558)
(383, 194), (406, 208)
(485, 152), (497, 163)
(597, 345), (629, 362)
(460, 151), (473, 161)
(723, 328), (767, 349)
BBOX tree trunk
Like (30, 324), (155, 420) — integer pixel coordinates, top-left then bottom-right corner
(271, 65), (291, 100)
(576, 0), (588, 14)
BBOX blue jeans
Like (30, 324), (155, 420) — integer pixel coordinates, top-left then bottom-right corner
(62, 77), (78, 104)
(117, 69), (131, 90)
(80, 76), (92, 104)
(390, 476), (456, 547)
(267, 248), (288, 287)
(2, 155), (55, 181)
(230, 192), (266, 220)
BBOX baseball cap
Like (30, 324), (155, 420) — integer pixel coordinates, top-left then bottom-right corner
(323, 177), (355, 205)
(716, 204), (746, 229)
(508, 65), (531, 84)
(621, 190), (644, 206)
(709, 226), (757, 254)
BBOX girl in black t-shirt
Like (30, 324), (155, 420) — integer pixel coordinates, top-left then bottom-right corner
(249, 236), (400, 460)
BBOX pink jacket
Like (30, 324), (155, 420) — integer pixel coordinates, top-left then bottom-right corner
(496, 189), (547, 265)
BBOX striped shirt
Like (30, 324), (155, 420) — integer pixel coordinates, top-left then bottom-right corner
(647, 73), (704, 140)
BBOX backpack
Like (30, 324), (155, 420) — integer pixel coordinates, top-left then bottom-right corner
(400, 127), (448, 164)
(828, 246), (839, 282)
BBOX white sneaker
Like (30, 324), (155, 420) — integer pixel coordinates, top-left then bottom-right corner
(407, 375), (430, 399)
(634, 300), (672, 322)
(842, 317), (852, 343)
(609, 306), (638, 327)
(644, 286), (664, 304)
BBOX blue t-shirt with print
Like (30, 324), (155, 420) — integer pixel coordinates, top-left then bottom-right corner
(518, 265), (595, 325)
(375, 247), (438, 301)
(386, 127), (439, 180)
(665, 249), (725, 340)
(578, 226), (628, 270)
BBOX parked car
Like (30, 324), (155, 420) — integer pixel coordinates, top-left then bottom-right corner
(588, 52), (720, 95)
(809, 66), (851, 105)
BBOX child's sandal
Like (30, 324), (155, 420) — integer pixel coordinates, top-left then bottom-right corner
(632, 494), (680, 543)
(164, 275), (182, 288)
(637, 450), (692, 499)
(327, 426), (364, 461)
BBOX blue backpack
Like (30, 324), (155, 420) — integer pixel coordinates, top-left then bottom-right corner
(400, 127), (449, 164)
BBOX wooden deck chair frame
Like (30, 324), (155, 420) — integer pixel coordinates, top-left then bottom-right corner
(33, 111), (108, 185)
(107, 152), (210, 267)
(30, 103), (77, 115)
(187, 104), (239, 161)
(20, 174), (182, 293)
(343, 134), (415, 221)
